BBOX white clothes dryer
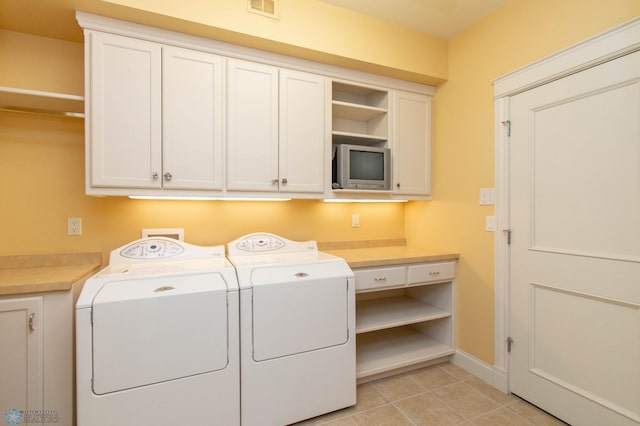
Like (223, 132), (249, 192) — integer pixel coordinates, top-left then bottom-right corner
(76, 237), (240, 426)
(227, 233), (356, 426)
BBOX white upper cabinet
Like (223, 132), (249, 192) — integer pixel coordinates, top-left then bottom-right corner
(162, 46), (224, 191)
(78, 13), (434, 199)
(278, 69), (325, 193)
(392, 91), (432, 196)
(87, 31), (162, 189)
(226, 59), (279, 192)
(227, 60), (325, 193)
(87, 32), (223, 194)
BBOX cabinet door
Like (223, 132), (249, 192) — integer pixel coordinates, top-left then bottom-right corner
(392, 91), (431, 195)
(226, 59), (279, 192)
(279, 70), (325, 193)
(163, 47), (224, 190)
(88, 31), (162, 188)
(0, 297), (43, 419)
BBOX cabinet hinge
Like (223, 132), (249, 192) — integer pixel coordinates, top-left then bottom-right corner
(507, 336), (514, 353)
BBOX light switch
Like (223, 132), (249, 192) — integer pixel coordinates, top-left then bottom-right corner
(480, 188), (495, 205)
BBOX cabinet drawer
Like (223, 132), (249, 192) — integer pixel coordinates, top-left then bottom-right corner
(407, 261), (456, 285)
(355, 266), (406, 291)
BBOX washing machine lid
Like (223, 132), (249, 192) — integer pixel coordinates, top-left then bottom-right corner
(91, 273), (229, 395)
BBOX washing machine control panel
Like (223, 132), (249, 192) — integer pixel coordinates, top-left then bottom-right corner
(234, 234), (285, 252)
(119, 239), (185, 259)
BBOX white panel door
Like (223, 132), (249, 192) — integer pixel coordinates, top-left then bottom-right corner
(162, 46), (224, 190)
(89, 32), (161, 188)
(226, 59), (279, 192)
(0, 297), (43, 420)
(392, 91), (431, 195)
(279, 69), (325, 193)
(510, 51), (640, 426)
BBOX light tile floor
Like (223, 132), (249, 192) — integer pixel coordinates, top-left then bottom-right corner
(294, 362), (568, 426)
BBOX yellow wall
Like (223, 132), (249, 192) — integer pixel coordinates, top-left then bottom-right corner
(406, 0), (640, 364)
(0, 33), (405, 259)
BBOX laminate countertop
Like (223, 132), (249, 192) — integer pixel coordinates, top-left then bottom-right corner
(320, 241), (459, 269)
(0, 253), (102, 296)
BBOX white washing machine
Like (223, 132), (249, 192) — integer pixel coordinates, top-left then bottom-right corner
(227, 233), (356, 426)
(76, 237), (240, 426)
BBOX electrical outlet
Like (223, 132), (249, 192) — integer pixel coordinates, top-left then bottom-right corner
(352, 214), (360, 228)
(68, 218), (82, 236)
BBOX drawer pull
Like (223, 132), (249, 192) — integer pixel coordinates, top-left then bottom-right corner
(429, 271), (440, 277)
(374, 277), (387, 282)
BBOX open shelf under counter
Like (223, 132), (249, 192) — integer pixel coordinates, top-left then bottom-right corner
(356, 295), (451, 334)
(356, 326), (454, 379)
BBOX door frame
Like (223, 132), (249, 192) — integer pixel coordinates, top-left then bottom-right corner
(491, 17), (640, 393)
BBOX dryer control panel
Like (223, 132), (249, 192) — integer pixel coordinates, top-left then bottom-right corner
(234, 234), (285, 252)
(228, 233), (317, 255)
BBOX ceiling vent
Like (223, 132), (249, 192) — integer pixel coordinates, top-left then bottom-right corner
(248, 0), (278, 19)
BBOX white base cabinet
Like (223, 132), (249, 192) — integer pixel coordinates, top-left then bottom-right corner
(354, 261), (455, 382)
(0, 291), (76, 426)
(0, 297), (43, 423)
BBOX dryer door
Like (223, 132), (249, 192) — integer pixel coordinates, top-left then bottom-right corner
(251, 262), (350, 361)
(91, 273), (228, 394)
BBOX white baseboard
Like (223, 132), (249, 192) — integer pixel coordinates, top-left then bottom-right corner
(452, 349), (509, 393)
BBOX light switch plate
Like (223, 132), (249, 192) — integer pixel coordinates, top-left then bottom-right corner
(480, 188), (495, 205)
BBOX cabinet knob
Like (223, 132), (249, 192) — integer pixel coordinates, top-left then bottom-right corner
(281, 178), (288, 185)
(152, 171), (159, 179)
(397, 183), (401, 188)
(164, 172), (173, 181)
(272, 179), (279, 185)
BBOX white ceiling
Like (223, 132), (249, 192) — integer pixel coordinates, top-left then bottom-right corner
(317, 0), (509, 39)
